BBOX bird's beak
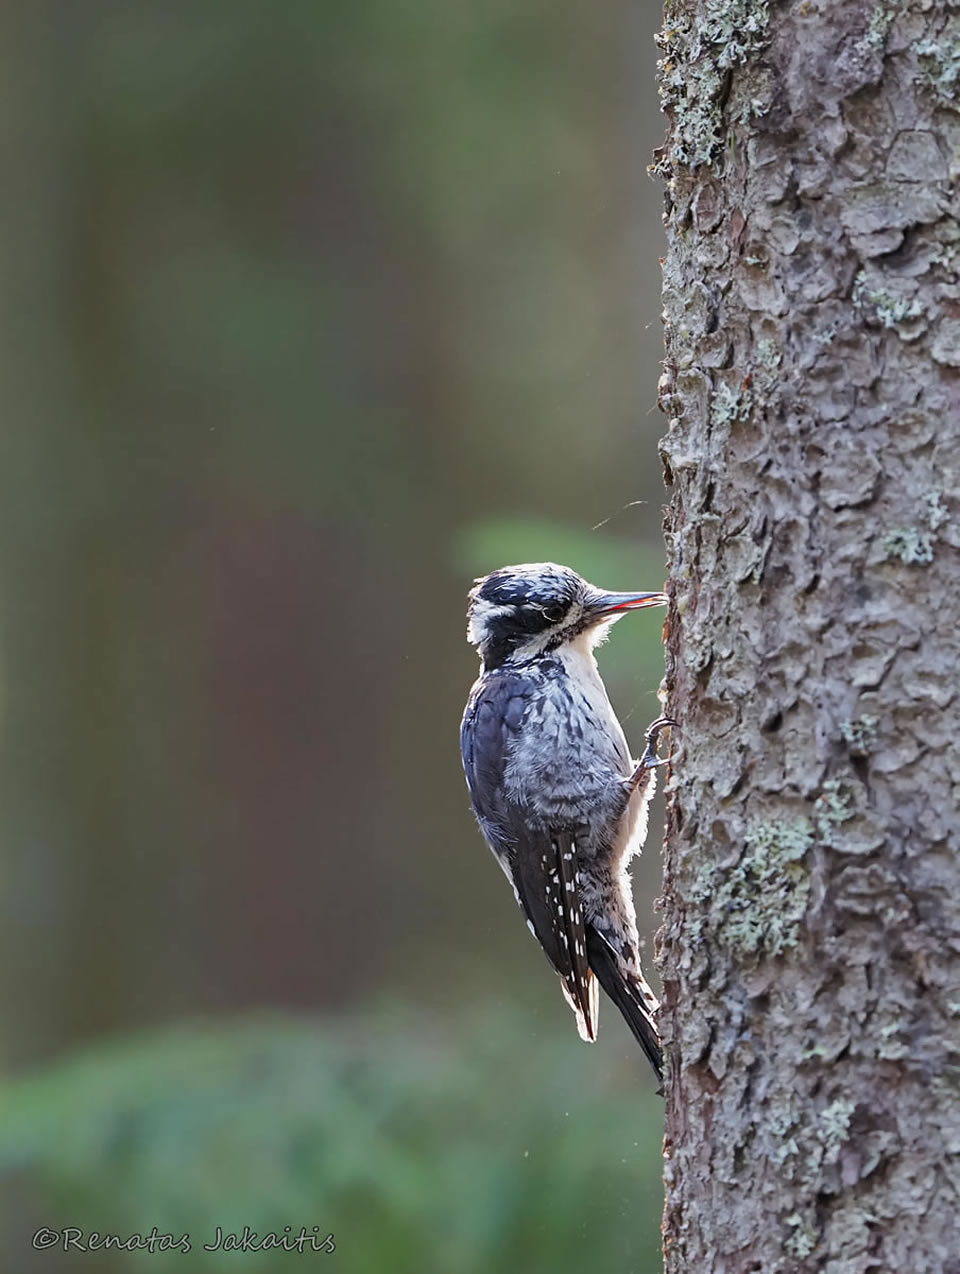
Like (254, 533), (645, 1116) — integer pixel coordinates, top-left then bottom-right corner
(585, 590), (668, 625)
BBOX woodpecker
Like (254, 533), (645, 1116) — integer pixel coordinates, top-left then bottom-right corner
(460, 562), (672, 1084)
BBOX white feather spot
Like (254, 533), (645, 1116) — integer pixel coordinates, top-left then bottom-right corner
(467, 598), (515, 649)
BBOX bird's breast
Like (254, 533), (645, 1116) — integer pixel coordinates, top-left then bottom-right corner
(502, 643), (631, 831)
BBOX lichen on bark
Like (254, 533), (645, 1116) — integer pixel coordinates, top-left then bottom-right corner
(655, 2), (960, 1271)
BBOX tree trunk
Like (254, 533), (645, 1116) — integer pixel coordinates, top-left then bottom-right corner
(655, 2), (960, 1270)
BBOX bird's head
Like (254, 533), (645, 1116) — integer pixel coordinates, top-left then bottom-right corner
(466, 562), (666, 670)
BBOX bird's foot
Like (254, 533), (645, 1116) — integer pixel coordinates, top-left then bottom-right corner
(628, 717), (677, 789)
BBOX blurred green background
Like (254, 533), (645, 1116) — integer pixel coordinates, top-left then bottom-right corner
(0, 2), (670, 1270)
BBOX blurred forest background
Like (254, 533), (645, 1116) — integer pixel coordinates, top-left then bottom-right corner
(0, 2), (671, 1270)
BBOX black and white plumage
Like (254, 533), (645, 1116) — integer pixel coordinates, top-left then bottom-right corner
(460, 562), (672, 1084)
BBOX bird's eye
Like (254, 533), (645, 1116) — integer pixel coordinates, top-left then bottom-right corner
(541, 604), (566, 624)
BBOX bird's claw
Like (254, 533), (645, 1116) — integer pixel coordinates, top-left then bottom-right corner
(639, 716), (677, 771)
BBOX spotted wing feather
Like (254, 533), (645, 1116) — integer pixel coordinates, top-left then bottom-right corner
(512, 831), (598, 1041)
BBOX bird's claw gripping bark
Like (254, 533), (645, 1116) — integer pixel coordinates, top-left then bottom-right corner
(631, 716), (677, 785)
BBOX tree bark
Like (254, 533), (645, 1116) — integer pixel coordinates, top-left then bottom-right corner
(655, 2), (960, 1270)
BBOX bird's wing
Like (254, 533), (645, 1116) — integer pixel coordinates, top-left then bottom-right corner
(460, 668), (532, 829)
(511, 827), (598, 1041)
(461, 671), (598, 1040)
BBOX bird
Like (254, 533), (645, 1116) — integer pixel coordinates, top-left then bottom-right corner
(460, 561), (673, 1084)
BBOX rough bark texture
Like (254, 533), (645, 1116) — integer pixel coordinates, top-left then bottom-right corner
(655, 2), (960, 1271)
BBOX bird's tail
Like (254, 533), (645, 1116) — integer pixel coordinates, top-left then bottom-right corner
(586, 928), (663, 1087)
